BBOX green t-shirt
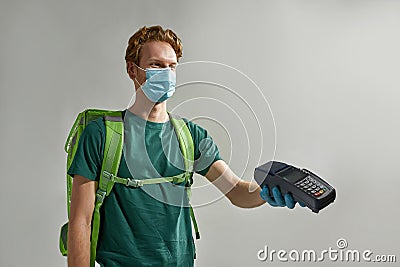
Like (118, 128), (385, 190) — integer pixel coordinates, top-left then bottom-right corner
(68, 110), (222, 267)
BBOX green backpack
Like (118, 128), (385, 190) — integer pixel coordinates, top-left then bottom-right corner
(59, 109), (200, 267)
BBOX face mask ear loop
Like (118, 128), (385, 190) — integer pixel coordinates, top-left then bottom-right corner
(133, 62), (146, 88)
(134, 62), (146, 72)
(134, 77), (140, 86)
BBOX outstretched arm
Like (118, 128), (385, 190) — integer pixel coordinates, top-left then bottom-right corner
(204, 160), (266, 208)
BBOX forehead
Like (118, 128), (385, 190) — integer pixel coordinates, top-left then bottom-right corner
(139, 41), (177, 64)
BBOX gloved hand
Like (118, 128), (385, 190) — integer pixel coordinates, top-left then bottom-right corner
(260, 185), (306, 209)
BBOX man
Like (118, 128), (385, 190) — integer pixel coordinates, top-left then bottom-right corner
(67, 25), (302, 267)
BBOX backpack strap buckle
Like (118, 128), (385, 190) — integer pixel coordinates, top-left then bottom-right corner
(172, 176), (181, 184)
(126, 178), (144, 188)
(102, 171), (115, 181)
(96, 190), (107, 203)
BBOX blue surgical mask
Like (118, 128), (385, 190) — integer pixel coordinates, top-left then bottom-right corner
(135, 64), (176, 102)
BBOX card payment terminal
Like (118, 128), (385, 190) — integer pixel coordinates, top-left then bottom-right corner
(254, 161), (336, 213)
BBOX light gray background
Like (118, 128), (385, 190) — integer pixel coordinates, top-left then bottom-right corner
(1, 0), (399, 266)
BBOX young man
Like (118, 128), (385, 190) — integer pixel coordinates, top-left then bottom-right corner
(67, 25), (301, 267)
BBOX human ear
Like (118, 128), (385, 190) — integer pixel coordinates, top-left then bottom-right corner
(126, 61), (137, 80)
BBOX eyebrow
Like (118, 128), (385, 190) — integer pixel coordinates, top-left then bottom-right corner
(147, 58), (177, 65)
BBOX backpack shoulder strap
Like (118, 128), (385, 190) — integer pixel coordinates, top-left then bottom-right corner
(169, 113), (200, 239)
(98, 112), (125, 196)
(169, 113), (194, 184)
(90, 111), (124, 267)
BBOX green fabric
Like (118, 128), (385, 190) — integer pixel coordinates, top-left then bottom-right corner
(68, 110), (221, 267)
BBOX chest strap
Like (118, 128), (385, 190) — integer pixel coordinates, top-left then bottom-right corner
(101, 171), (188, 189)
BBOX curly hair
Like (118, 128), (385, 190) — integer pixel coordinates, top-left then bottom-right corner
(125, 25), (183, 69)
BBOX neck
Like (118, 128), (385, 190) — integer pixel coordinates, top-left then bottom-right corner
(128, 91), (169, 123)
